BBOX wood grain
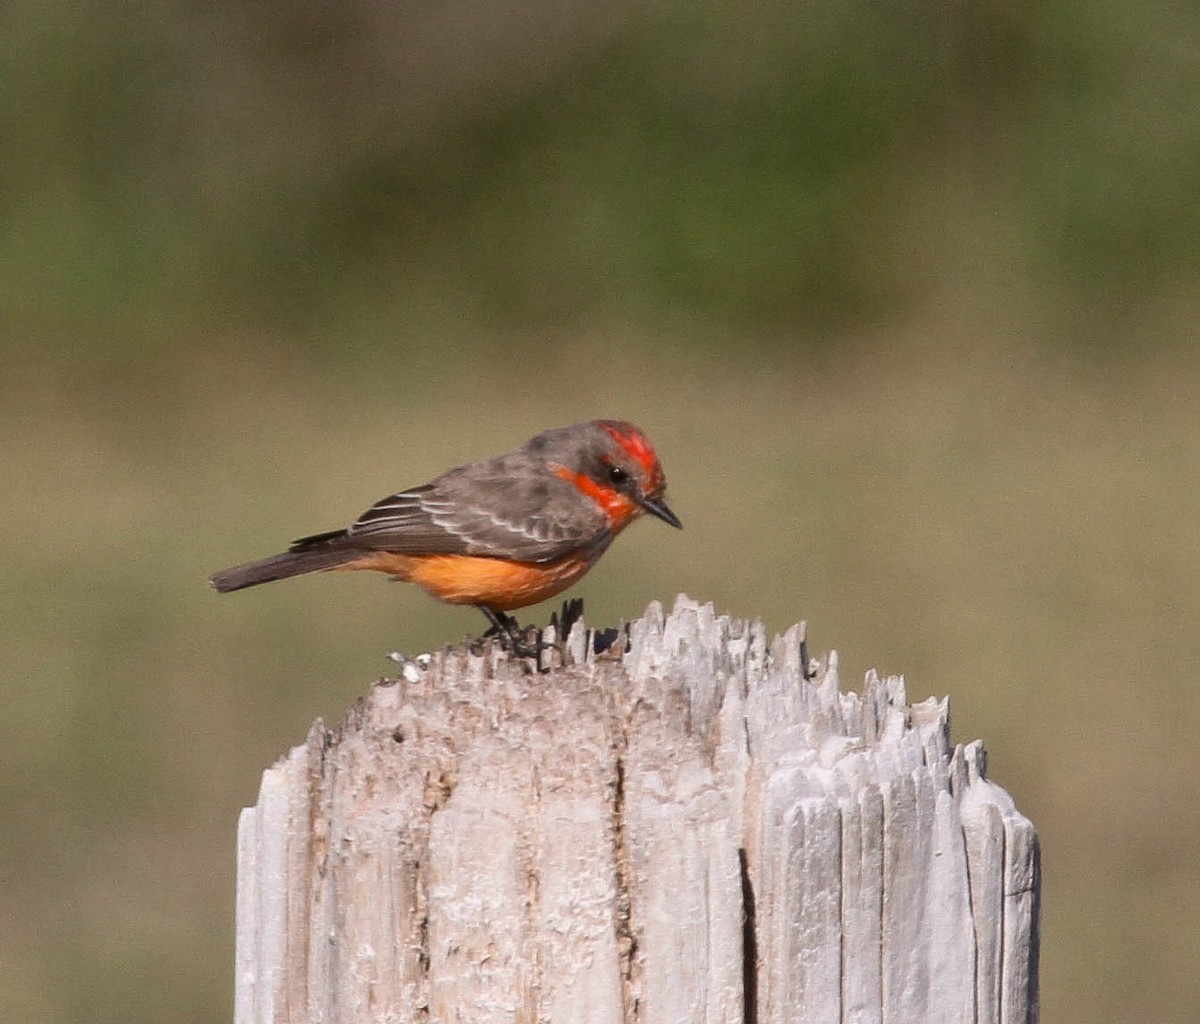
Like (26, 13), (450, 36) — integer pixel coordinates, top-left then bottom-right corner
(235, 596), (1039, 1024)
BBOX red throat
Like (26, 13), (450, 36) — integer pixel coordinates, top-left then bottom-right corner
(554, 466), (641, 530)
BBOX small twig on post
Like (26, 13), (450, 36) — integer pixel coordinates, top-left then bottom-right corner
(235, 595), (1039, 1024)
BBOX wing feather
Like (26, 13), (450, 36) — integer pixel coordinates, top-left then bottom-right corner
(344, 459), (608, 562)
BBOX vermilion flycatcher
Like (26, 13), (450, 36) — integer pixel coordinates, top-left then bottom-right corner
(209, 420), (681, 641)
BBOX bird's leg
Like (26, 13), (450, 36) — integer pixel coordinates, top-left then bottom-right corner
(476, 605), (553, 661)
(478, 605), (522, 641)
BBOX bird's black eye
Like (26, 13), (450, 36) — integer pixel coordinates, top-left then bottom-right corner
(608, 465), (629, 485)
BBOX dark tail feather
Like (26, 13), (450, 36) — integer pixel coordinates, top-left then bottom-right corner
(209, 545), (360, 593)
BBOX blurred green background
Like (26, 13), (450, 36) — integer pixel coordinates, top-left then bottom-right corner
(3, 2), (1198, 1021)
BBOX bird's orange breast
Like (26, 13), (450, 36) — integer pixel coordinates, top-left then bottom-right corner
(334, 550), (600, 611)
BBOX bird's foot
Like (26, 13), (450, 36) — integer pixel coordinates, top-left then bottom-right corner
(476, 606), (564, 668)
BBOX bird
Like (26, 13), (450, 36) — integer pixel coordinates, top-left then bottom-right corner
(208, 420), (681, 648)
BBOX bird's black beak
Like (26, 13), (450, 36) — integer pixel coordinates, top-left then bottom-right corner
(639, 495), (683, 529)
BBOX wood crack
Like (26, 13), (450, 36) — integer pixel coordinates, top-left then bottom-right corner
(739, 848), (758, 1024)
(612, 747), (638, 1023)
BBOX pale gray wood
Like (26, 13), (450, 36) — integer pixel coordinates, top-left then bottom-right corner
(235, 595), (1039, 1024)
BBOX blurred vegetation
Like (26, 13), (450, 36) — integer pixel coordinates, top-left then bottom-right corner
(2, 2), (1198, 1022)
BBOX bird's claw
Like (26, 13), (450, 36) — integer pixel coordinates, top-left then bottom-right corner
(471, 628), (563, 672)
(473, 604), (574, 670)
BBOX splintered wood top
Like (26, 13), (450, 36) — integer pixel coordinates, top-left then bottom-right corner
(236, 595), (1039, 1024)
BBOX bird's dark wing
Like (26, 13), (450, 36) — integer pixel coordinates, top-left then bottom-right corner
(341, 456), (609, 562)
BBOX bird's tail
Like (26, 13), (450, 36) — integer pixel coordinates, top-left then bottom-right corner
(209, 533), (360, 593)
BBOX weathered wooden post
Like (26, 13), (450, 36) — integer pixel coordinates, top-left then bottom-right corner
(235, 596), (1039, 1024)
